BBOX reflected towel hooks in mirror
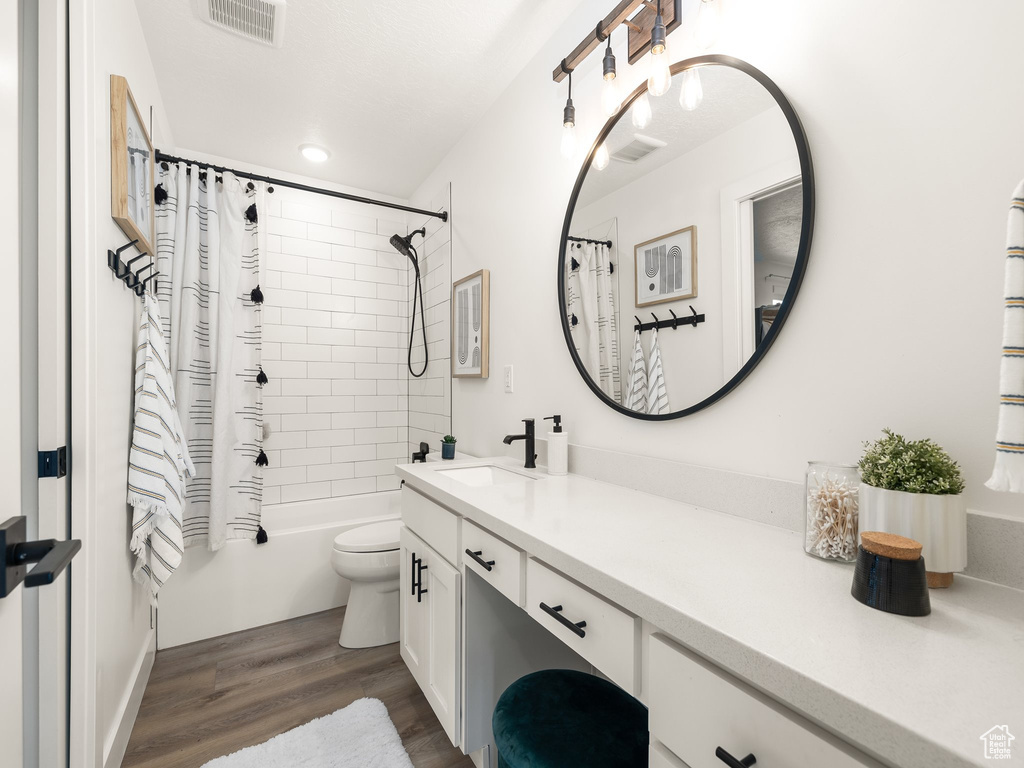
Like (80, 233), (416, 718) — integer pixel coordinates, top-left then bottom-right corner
(632, 308), (706, 333)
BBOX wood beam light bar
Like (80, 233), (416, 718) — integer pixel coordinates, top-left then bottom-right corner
(552, 0), (682, 82)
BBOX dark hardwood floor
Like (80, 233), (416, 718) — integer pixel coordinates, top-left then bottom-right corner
(122, 607), (474, 768)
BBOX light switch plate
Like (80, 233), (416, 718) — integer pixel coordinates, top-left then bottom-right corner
(504, 365), (513, 393)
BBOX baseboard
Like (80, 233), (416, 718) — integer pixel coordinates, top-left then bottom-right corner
(103, 632), (154, 768)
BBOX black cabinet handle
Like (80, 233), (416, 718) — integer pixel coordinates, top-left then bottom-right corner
(715, 747), (756, 767)
(417, 562), (428, 603)
(539, 602), (586, 638)
(465, 548), (495, 572)
(410, 553), (420, 595)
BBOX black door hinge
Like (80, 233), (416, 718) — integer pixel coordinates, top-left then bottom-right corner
(38, 446), (68, 479)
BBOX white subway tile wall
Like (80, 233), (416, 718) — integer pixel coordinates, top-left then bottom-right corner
(408, 184), (453, 459)
(261, 186), (444, 504)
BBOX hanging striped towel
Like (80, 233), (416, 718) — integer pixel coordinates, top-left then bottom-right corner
(625, 329), (648, 412)
(987, 179), (1024, 492)
(128, 294), (195, 594)
(646, 327), (670, 415)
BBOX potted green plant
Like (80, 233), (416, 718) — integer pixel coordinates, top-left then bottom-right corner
(441, 434), (457, 460)
(858, 429), (966, 588)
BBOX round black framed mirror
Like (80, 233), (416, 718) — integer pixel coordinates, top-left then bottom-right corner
(558, 55), (814, 420)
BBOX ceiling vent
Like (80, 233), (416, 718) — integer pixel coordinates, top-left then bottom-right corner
(611, 134), (667, 164)
(196, 0), (287, 48)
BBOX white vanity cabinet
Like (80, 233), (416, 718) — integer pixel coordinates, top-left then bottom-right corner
(398, 473), (889, 768)
(647, 633), (883, 768)
(399, 490), (462, 747)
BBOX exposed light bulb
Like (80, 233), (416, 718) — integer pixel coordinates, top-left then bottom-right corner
(648, 48), (672, 97)
(631, 93), (652, 129)
(560, 70), (577, 160)
(680, 68), (703, 111)
(561, 122), (577, 160)
(647, 1), (671, 97)
(601, 32), (620, 116)
(593, 143), (610, 171)
(601, 75), (620, 117)
(695, 0), (721, 49)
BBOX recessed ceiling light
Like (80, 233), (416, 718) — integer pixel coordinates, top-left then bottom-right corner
(300, 144), (330, 163)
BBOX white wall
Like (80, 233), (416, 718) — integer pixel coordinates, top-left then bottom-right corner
(260, 187), (411, 502)
(69, 0), (172, 765)
(573, 107), (795, 408)
(408, 183), (454, 457)
(412, 0), (1024, 520)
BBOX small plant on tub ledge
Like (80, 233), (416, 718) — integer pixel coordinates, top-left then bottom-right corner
(858, 429), (966, 588)
(441, 434), (457, 460)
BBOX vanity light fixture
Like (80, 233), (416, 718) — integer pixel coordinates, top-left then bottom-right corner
(695, 0), (721, 49)
(600, 26), (620, 117)
(680, 68), (703, 111)
(593, 143), (610, 171)
(631, 92), (652, 129)
(560, 68), (577, 160)
(647, 0), (672, 97)
(299, 143), (330, 162)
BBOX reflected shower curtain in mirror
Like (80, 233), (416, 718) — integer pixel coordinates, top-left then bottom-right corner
(154, 163), (265, 551)
(566, 242), (621, 402)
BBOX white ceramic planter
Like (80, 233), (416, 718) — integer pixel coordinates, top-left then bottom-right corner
(858, 484), (967, 577)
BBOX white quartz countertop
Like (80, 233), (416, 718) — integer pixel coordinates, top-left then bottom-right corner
(396, 457), (1024, 768)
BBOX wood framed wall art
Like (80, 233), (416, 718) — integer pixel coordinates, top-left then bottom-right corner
(634, 225), (697, 307)
(451, 269), (489, 378)
(110, 75), (155, 255)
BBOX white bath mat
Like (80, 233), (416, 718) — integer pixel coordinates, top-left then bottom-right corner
(201, 698), (414, 768)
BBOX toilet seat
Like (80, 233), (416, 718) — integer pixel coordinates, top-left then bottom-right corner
(333, 520), (401, 553)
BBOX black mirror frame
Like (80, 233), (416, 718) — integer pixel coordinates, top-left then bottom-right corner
(558, 54), (815, 421)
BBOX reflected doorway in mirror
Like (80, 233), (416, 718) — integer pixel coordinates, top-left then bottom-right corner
(634, 226), (697, 307)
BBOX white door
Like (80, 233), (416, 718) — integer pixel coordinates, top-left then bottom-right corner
(2, 2), (75, 766)
(423, 544), (461, 747)
(0, 0), (27, 762)
(400, 526), (428, 683)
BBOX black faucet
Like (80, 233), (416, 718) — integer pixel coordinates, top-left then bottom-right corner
(503, 419), (536, 469)
(411, 441), (429, 463)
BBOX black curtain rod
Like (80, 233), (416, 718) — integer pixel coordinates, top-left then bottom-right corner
(155, 151), (448, 223)
(567, 235), (613, 247)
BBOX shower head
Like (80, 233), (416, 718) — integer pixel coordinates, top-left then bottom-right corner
(389, 228), (426, 262)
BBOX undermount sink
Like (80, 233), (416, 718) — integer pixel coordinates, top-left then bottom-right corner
(435, 464), (535, 487)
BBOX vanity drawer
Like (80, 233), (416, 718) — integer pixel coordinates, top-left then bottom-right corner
(402, 486), (459, 566)
(648, 633), (880, 768)
(525, 558), (638, 693)
(462, 520), (524, 606)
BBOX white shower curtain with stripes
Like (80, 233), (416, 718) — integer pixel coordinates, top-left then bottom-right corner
(566, 241), (621, 403)
(154, 163), (265, 551)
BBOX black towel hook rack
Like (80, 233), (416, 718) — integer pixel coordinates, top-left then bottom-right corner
(633, 307), (707, 333)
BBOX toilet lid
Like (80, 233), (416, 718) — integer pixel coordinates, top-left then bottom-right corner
(333, 520), (402, 553)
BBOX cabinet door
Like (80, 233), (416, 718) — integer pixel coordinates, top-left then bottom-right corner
(400, 526), (428, 685)
(423, 543), (462, 747)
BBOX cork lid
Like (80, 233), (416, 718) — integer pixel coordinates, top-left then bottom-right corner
(860, 531), (923, 561)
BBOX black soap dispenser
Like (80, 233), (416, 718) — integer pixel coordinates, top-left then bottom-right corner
(544, 414), (567, 476)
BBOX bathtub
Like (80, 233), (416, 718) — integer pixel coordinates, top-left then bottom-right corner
(156, 491), (401, 649)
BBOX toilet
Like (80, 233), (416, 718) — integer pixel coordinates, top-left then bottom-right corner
(331, 519), (402, 649)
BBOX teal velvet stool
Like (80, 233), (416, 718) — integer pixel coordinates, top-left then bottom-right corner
(492, 669), (648, 767)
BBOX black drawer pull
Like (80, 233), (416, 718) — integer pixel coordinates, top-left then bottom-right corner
(539, 602), (586, 638)
(410, 553), (420, 595)
(466, 549), (495, 571)
(715, 747), (756, 767)
(417, 563), (428, 603)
